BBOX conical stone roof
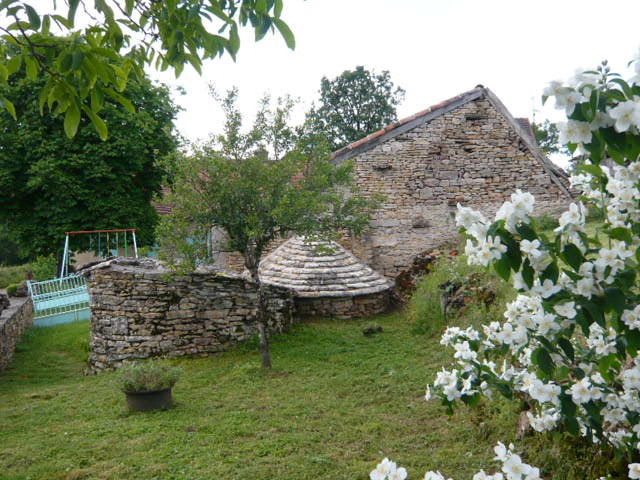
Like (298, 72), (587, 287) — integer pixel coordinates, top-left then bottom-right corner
(259, 236), (392, 298)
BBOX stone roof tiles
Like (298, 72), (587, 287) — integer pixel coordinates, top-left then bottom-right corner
(259, 236), (392, 298)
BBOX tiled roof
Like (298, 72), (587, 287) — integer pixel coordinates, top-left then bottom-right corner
(152, 186), (173, 216)
(333, 86), (485, 161)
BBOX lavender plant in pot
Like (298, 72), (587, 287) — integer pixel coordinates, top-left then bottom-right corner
(118, 360), (182, 412)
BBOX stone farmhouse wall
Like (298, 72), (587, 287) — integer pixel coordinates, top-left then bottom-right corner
(0, 297), (33, 371)
(86, 266), (294, 371)
(335, 95), (572, 278)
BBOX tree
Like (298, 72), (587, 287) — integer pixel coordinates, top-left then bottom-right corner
(532, 119), (570, 156)
(0, 73), (179, 259)
(158, 93), (380, 368)
(0, 1), (295, 139)
(307, 66), (405, 150)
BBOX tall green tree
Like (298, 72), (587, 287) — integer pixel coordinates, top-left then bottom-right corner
(532, 119), (570, 156)
(308, 66), (405, 150)
(158, 93), (380, 368)
(0, 74), (178, 259)
(0, 1), (295, 138)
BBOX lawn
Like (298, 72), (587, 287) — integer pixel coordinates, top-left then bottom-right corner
(0, 312), (527, 480)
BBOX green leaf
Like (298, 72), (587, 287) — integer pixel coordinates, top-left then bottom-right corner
(228, 24), (240, 56)
(557, 337), (574, 362)
(577, 163), (603, 178)
(540, 261), (559, 284)
(0, 95), (16, 120)
(521, 260), (534, 289)
(24, 4), (40, 30)
(493, 254), (511, 281)
(598, 354), (619, 381)
(582, 301), (605, 327)
(103, 88), (136, 113)
(562, 243), (584, 271)
(606, 227), (632, 243)
(560, 392), (577, 416)
(68, 0), (80, 26)
(6, 55), (22, 75)
(24, 56), (38, 80)
(82, 105), (108, 141)
(603, 287), (625, 314)
(71, 51), (84, 70)
(274, 0), (283, 17)
(63, 104), (81, 138)
(532, 347), (554, 376)
(564, 416), (580, 436)
(255, 0), (268, 14)
(273, 18), (295, 49)
(626, 329), (640, 355)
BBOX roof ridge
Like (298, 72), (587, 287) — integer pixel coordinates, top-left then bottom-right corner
(332, 86), (485, 160)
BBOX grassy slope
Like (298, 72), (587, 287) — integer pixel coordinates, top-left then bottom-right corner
(0, 315), (526, 480)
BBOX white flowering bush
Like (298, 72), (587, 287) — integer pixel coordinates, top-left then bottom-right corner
(425, 58), (640, 478)
(370, 442), (541, 480)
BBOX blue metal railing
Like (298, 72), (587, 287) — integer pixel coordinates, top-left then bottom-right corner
(27, 275), (91, 322)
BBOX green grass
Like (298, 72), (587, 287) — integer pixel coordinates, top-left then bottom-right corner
(0, 315), (527, 480)
(1, 310), (610, 479)
(0, 263), (32, 289)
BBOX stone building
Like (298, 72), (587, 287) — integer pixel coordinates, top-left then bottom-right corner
(155, 85), (571, 280)
(258, 236), (392, 319)
(332, 85), (572, 277)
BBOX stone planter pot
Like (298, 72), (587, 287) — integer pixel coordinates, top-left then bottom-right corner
(124, 388), (173, 412)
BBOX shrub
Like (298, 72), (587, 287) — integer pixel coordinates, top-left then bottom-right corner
(117, 360), (182, 393)
(426, 59), (640, 478)
(31, 255), (57, 281)
(0, 264), (32, 289)
(532, 212), (559, 231)
(407, 254), (508, 336)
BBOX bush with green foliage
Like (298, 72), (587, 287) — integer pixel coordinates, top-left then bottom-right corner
(408, 254), (510, 337)
(117, 360), (182, 394)
(426, 59), (640, 478)
(31, 255), (57, 281)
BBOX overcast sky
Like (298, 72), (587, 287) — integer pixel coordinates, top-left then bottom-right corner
(152, 0), (640, 159)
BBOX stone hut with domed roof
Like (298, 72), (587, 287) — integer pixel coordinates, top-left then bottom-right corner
(258, 236), (392, 319)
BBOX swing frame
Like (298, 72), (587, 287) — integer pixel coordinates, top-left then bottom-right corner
(60, 228), (139, 277)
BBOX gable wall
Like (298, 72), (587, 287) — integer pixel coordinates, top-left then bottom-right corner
(339, 97), (571, 278)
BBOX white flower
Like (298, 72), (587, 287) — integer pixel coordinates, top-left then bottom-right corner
(424, 472), (446, 480)
(371, 458), (396, 480)
(520, 239), (542, 258)
(570, 378), (596, 404)
(554, 302), (577, 319)
(502, 453), (531, 479)
(534, 279), (561, 299)
(389, 467), (408, 480)
(608, 100), (640, 133)
(493, 442), (510, 462)
(629, 463), (640, 479)
(456, 204), (487, 229)
(558, 120), (592, 145)
(591, 111), (614, 130)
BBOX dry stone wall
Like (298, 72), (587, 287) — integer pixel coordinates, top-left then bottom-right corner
(295, 291), (390, 320)
(87, 263), (294, 371)
(0, 296), (33, 371)
(338, 97), (571, 277)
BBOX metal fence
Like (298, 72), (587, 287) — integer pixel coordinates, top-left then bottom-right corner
(27, 275), (91, 321)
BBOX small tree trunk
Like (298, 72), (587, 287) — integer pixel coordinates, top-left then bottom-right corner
(250, 266), (272, 368)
